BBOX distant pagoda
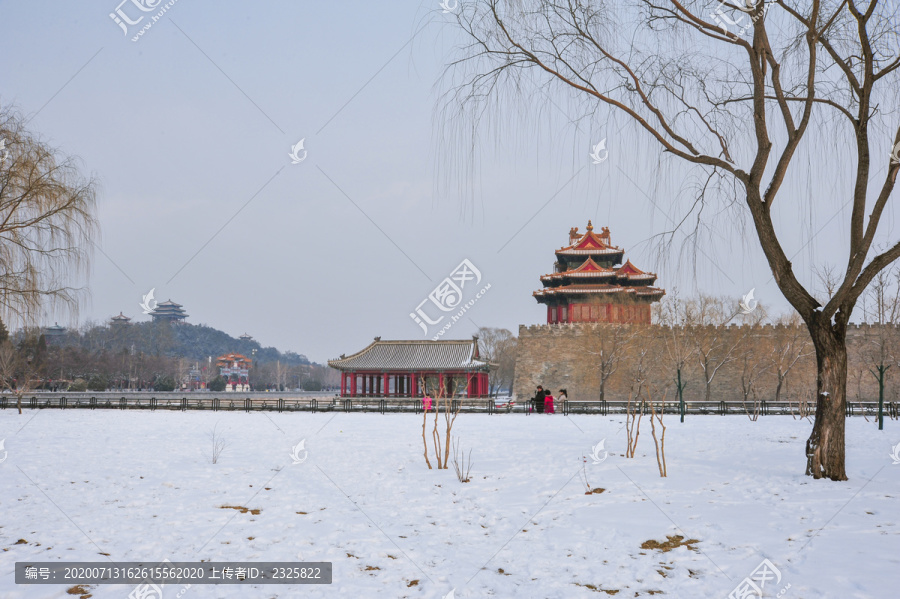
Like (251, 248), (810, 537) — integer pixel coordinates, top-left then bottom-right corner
(534, 221), (665, 324)
(110, 312), (131, 326)
(150, 299), (188, 323)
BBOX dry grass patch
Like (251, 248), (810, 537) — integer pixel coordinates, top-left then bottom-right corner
(66, 585), (93, 598)
(574, 582), (619, 594)
(640, 535), (700, 553)
(407, 579), (419, 587)
(219, 505), (260, 515)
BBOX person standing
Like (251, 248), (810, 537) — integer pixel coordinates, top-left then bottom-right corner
(544, 390), (555, 414)
(552, 389), (567, 414)
(533, 385), (545, 414)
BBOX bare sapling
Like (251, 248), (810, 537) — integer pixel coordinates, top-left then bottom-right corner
(426, 376), (462, 469)
(419, 376), (433, 469)
(625, 391), (644, 459)
(648, 388), (668, 478)
(208, 422), (227, 464)
(451, 437), (473, 483)
(625, 349), (648, 458)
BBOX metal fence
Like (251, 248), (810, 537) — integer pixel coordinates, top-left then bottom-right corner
(1, 394), (897, 418)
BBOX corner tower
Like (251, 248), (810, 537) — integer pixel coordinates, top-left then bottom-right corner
(533, 221), (665, 324)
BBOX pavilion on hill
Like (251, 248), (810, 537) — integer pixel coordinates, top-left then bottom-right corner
(534, 221), (665, 324)
(150, 299), (188, 323)
(110, 312), (131, 326)
(328, 337), (492, 398)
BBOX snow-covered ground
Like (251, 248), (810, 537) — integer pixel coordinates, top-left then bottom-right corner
(1, 409), (897, 598)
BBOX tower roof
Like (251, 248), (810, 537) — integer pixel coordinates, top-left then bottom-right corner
(556, 220), (624, 258)
(328, 338), (492, 372)
(534, 222), (666, 312)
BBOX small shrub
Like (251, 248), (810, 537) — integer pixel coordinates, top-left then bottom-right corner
(68, 379), (87, 392)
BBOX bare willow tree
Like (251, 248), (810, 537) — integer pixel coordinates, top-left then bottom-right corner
(0, 105), (99, 327)
(585, 323), (634, 402)
(444, 0), (900, 480)
(477, 327), (517, 395)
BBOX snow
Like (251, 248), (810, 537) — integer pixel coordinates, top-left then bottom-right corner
(1, 410), (898, 598)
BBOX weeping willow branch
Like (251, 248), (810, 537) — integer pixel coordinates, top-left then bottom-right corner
(0, 105), (99, 327)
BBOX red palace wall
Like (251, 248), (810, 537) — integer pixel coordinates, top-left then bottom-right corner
(547, 303), (651, 325)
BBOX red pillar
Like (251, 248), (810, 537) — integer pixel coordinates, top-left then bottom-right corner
(383, 373), (389, 397)
(439, 373), (444, 397)
(340, 373), (346, 396)
(411, 373), (418, 397)
(350, 373), (357, 396)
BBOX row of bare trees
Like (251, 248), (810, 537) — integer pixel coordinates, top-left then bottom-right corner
(581, 291), (900, 418)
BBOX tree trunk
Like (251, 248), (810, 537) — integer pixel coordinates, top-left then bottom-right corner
(805, 322), (848, 481)
(774, 372), (783, 403)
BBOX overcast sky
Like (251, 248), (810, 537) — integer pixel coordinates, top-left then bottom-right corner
(2, 0), (895, 363)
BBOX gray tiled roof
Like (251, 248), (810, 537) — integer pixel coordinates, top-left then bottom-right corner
(328, 339), (491, 372)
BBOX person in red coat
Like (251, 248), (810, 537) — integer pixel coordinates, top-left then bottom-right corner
(544, 391), (555, 414)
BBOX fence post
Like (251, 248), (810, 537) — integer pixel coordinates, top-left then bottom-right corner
(90, 396), (97, 410)
(278, 398), (284, 413)
(150, 397), (157, 411)
(120, 397), (126, 410)
(719, 400), (726, 415)
(487, 399), (494, 415)
(60, 396), (67, 410)
(312, 398), (317, 412)
(244, 398), (251, 413)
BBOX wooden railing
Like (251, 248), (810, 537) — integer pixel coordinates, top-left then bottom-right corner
(1, 394), (897, 417)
